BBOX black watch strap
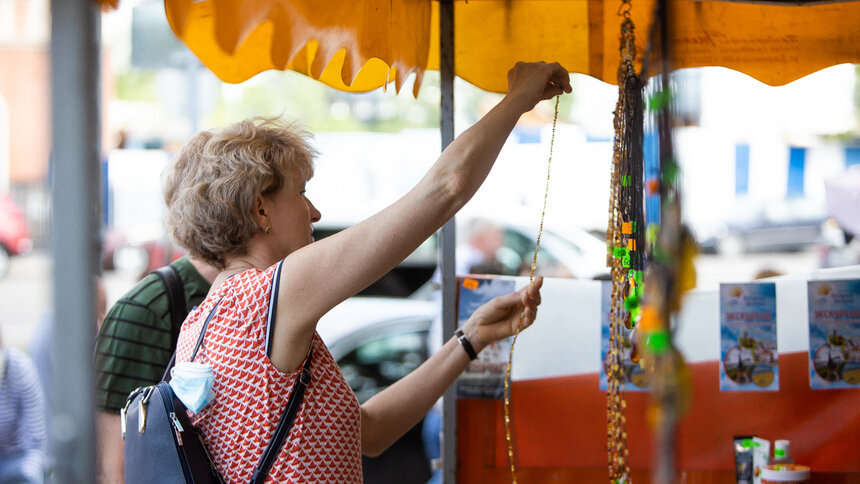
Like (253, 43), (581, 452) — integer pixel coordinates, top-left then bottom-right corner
(454, 329), (478, 361)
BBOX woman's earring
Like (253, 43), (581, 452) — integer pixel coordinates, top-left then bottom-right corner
(265, 225), (272, 234)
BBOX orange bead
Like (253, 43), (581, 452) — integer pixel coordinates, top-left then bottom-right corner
(639, 305), (660, 332)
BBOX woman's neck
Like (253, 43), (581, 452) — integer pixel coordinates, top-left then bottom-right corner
(210, 257), (258, 292)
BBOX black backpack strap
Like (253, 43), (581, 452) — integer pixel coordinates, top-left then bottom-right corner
(152, 265), (188, 349)
(251, 348), (313, 484)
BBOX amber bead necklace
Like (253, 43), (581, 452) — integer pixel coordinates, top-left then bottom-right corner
(503, 95), (560, 484)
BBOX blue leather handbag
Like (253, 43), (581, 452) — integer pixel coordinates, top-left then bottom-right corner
(122, 299), (312, 483)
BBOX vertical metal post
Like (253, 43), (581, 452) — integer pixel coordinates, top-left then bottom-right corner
(438, 1), (456, 483)
(49, 1), (100, 482)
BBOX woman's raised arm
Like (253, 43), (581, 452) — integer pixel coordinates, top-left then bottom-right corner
(270, 62), (570, 372)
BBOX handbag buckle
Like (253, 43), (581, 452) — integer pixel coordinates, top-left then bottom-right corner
(138, 387), (153, 434)
(299, 366), (311, 386)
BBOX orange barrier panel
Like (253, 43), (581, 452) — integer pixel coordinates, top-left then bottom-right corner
(458, 351), (860, 483)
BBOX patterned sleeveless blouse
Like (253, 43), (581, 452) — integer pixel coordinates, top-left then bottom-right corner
(174, 261), (363, 483)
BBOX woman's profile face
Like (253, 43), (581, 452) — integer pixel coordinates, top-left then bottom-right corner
(264, 174), (321, 257)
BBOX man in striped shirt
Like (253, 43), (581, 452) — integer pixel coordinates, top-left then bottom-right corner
(93, 256), (217, 484)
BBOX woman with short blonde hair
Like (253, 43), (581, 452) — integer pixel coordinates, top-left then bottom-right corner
(165, 61), (569, 482)
(164, 117), (316, 270)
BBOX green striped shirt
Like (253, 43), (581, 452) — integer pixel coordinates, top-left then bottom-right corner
(94, 257), (210, 413)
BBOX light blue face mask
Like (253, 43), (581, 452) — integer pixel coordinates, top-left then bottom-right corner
(169, 361), (215, 413)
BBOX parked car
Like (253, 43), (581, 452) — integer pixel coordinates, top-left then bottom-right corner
(317, 297), (438, 484)
(696, 199), (827, 255)
(315, 215), (610, 299)
(313, 223), (437, 297)
(491, 220), (609, 280)
(101, 227), (185, 280)
(816, 218), (860, 268)
(0, 194), (32, 279)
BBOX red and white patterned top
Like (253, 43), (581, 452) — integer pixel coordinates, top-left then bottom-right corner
(174, 262), (363, 483)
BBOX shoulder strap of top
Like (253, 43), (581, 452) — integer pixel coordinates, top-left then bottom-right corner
(152, 265), (188, 350)
(264, 260), (285, 359)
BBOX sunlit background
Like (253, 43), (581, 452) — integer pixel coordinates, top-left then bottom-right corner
(0, 0), (858, 352)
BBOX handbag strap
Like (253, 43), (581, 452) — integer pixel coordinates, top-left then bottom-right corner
(251, 348), (313, 484)
(161, 297), (222, 382)
(152, 265), (188, 349)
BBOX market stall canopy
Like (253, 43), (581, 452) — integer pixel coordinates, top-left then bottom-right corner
(162, 0), (860, 95)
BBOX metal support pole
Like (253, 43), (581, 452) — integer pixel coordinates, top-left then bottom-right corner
(49, 1), (101, 482)
(439, 0), (457, 483)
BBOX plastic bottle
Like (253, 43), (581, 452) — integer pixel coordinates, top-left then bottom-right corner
(771, 440), (795, 466)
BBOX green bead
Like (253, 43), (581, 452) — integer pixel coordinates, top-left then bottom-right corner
(624, 295), (639, 312)
(647, 89), (674, 112)
(644, 330), (671, 353)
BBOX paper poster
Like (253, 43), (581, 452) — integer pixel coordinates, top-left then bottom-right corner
(599, 281), (649, 391)
(455, 276), (516, 399)
(719, 283), (779, 392)
(808, 279), (860, 389)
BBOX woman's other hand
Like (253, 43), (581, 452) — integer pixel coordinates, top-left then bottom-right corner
(462, 276), (543, 353)
(505, 62), (572, 114)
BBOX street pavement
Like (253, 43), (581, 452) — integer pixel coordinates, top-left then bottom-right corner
(0, 251), (137, 350)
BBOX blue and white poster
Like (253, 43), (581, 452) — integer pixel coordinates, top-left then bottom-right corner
(455, 276), (516, 399)
(599, 281), (649, 391)
(808, 279), (860, 389)
(719, 283), (778, 392)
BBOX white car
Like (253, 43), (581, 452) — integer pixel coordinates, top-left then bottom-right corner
(318, 297), (438, 402)
(317, 297), (438, 484)
(491, 221), (609, 280)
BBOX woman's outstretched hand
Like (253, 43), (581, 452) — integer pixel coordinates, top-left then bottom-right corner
(461, 276), (544, 354)
(505, 62), (572, 114)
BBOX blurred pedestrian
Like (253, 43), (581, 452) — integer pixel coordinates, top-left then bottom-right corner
(460, 218), (506, 275)
(30, 276), (106, 392)
(0, 332), (46, 483)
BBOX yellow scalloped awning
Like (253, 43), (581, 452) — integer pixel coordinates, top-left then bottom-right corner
(164, 0), (860, 95)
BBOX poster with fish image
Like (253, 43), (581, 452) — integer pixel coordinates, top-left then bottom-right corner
(599, 281), (649, 391)
(808, 279), (860, 389)
(719, 283), (778, 392)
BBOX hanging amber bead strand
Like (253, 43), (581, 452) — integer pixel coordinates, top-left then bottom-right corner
(503, 96), (560, 484)
(606, 8), (640, 483)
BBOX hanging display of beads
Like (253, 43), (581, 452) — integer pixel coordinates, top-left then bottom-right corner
(503, 96), (560, 484)
(605, 0), (644, 481)
(637, 0), (696, 481)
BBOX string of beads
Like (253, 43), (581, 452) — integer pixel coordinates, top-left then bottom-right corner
(503, 95), (560, 484)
